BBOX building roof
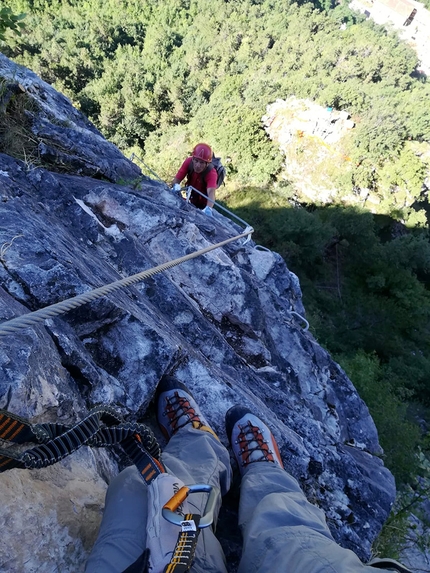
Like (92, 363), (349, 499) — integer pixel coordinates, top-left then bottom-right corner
(375, 0), (416, 18)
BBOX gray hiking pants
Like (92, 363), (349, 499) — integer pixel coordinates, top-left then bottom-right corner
(85, 425), (231, 573)
(238, 464), (380, 573)
(85, 425), (377, 573)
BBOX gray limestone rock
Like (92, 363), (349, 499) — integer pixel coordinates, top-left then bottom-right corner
(0, 54), (141, 182)
(0, 57), (396, 571)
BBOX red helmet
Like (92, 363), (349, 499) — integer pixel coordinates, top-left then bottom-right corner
(192, 143), (213, 163)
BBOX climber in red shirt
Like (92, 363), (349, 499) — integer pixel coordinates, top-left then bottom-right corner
(171, 143), (217, 216)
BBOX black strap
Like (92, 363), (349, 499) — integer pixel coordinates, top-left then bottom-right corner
(163, 514), (202, 573)
(369, 559), (412, 573)
(0, 406), (165, 483)
(0, 408), (204, 573)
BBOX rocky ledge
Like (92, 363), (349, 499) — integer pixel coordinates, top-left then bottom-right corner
(0, 54), (395, 572)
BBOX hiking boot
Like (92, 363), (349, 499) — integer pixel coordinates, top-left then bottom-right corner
(156, 375), (218, 441)
(225, 405), (283, 475)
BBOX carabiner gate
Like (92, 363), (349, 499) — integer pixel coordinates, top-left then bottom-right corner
(162, 483), (219, 529)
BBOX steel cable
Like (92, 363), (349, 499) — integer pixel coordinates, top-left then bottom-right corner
(0, 229), (253, 337)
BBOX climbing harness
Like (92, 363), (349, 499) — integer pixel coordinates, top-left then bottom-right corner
(0, 405), (217, 573)
(0, 406), (164, 483)
(130, 153), (250, 235)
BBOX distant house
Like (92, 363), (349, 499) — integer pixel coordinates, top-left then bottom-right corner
(349, 0), (430, 74)
(369, 0), (416, 26)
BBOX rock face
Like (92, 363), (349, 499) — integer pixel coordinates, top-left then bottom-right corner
(263, 97), (355, 203)
(0, 53), (141, 182)
(0, 55), (395, 572)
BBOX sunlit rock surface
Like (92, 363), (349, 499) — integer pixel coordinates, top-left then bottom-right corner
(0, 54), (395, 572)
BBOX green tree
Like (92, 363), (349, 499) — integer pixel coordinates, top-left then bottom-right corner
(0, 6), (25, 42)
(337, 351), (420, 483)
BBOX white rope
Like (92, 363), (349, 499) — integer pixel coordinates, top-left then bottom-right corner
(0, 166), (309, 336)
(0, 229), (252, 337)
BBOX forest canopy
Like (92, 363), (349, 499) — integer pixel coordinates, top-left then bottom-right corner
(3, 0), (429, 198)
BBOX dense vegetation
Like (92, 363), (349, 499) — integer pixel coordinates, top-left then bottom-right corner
(3, 0), (430, 197)
(2, 0), (430, 559)
(0, 7), (25, 41)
